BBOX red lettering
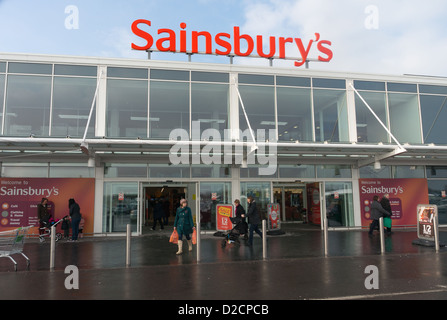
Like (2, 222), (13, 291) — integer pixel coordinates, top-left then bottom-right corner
(317, 40), (333, 62)
(131, 19), (153, 51)
(180, 22), (187, 53)
(192, 31), (212, 54)
(156, 28), (176, 52)
(279, 37), (293, 59)
(234, 26), (254, 56)
(294, 38), (313, 67)
(256, 35), (275, 58)
(215, 33), (232, 55)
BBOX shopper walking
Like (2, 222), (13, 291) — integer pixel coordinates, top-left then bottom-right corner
(247, 196), (263, 246)
(173, 199), (195, 254)
(234, 199), (248, 239)
(368, 195), (391, 237)
(37, 197), (50, 235)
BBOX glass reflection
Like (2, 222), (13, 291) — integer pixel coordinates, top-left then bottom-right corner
(355, 91), (388, 143)
(420, 95), (447, 144)
(388, 93), (422, 144)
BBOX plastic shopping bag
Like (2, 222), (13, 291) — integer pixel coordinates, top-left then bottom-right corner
(192, 228), (197, 245)
(169, 230), (178, 244)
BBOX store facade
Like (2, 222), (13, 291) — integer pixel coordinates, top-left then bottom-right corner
(1, 52), (447, 235)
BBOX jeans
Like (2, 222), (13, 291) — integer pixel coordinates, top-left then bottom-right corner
(248, 223), (263, 245)
(177, 231), (191, 241)
(71, 218), (81, 240)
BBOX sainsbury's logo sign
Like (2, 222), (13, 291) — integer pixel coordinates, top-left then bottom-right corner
(131, 19), (333, 67)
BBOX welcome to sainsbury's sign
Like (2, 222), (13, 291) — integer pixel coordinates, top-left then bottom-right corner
(131, 19), (333, 67)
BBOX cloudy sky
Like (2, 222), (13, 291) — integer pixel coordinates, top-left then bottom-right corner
(1, 0), (447, 76)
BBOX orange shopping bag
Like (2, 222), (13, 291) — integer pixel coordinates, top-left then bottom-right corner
(169, 230), (178, 244)
(192, 228), (197, 245)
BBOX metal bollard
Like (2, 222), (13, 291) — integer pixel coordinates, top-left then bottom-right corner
(262, 219), (267, 259)
(434, 216), (440, 252)
(379, 217), (385, 254)
(324, 217), (328, 257)
(126, 224), (131, 267)
(196, 224), (201, 262)
(50, 225), (55, 270)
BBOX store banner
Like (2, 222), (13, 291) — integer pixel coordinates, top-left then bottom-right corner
(359, 178), (428, 227)
(267, 203), (280, 230)
(0, 178), (95, 235)
(216, 204), (234, 231)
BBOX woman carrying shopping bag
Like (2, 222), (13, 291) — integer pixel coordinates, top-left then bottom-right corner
(173, 199), (195, 255)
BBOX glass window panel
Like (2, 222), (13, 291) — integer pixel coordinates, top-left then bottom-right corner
(238, 74), (274, 85)
(104, 163), (147, 178)
(191, 82), (229, 140)
(393, 165), (425, 178)
(353, 80), (385, 91)
(359, 165), (391, 178)
(312, 78), (345, 89)
(106, 79), (148, 138)
(149, 81), (189, 139)
(427, 166), (447, 178)
(278, 164), (315, 178)
(0, 62), (6, 73)
(240, 181), (271, 221)
(1, 163), (48, 177)
(103, 182), (138, 232)
(192, 165), (231, 178)
(49, 163), (93, 178)
(200, 182), (232, 230)
(148, 164), (190, 178)
(54, 64), (97, 77)
(5, 75), (51, 136)
(419, 85), (447, 95)
(355, 91), (388, 143)
(240, 165), (278, 178)
(0, 74), (4, 133)
(52, 77), (97, 137)
(325, 181), (354, 227)
(107, 67), (147, 79)
(313, 89), (349, 142)
(427, 180), (447, 224)
(388, 93), (422, 144)
(277, 87), (313, 142)
(276, 76), (310, 87)
(8, 62), (52, 75)
(387, 82), (417, 93)
(317, 165), (351, 178)
(420, 95), (447, 144)
(150, 69), (189, 81)
(239, 85), (275, 141)
(191, 71), (229, 83)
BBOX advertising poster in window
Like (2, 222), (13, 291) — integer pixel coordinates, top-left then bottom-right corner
(360, 178), (428, 227)
(267, 203), (281, 230)
(216, 204), (233, 231)
(0, 178), (95, 235)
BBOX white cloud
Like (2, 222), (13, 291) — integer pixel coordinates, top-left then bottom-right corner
(239, 0), (447, 76)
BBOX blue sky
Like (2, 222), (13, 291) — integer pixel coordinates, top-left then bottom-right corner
(1, 0), (447, 76)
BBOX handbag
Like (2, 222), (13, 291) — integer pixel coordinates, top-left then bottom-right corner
(383, 216), (392, 229)
(192, 228), (197, 245)
(169, 230), (178, 244)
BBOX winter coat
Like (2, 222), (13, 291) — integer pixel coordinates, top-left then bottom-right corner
(37, 204), (50, 223)
(69, 202), (82, 220)
(370, 200), (390, 220)
(153, 202), (164, 219)
(247, 201), (260, 225)
(380, 197), (392, 216)
(174, 206), (194, 235)
(233, 204), (248, 234)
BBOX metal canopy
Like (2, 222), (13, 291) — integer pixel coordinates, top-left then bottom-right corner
(1, 137), (447, 166)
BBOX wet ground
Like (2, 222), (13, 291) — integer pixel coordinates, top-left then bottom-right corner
(1, 223), (447, 302)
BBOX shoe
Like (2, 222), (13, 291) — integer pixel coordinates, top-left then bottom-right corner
(176, 240), (183, 255)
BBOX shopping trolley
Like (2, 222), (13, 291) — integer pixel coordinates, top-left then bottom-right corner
(0, 226), (31, 271)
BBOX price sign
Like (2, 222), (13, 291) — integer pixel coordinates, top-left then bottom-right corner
(417, 204), (438, 241)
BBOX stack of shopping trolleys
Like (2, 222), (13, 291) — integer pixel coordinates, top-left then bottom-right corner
(0, 226), (31, 271)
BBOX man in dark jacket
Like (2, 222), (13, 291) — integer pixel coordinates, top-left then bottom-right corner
(369, 195), (391, 237)
(380, 194), (392, 235)
(233, 199), (248, 239)
(247, 196), (263, 246)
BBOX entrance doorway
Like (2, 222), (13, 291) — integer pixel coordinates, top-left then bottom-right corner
(273, 182), (324, 227)
(141, 183), (198, 234)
